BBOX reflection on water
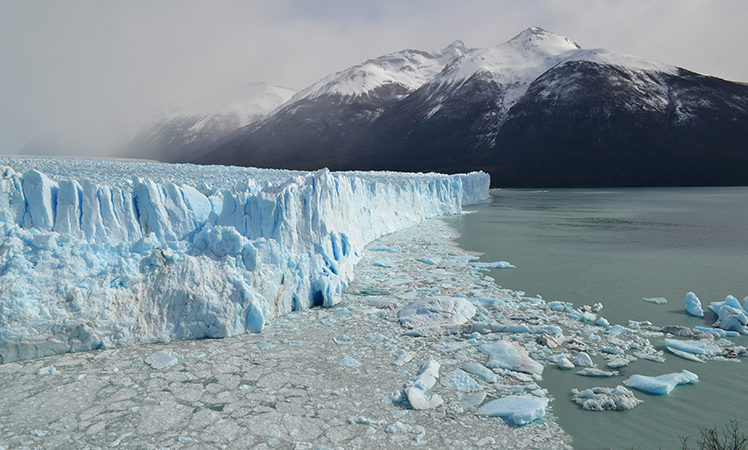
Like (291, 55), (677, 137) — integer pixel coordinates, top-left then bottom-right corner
(445, 187), (748, 450)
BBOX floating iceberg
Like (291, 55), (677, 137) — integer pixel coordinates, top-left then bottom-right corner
(623, 370), (699, 395)
(475, 395), (549, 426)
(571, 386), (643, 411)
(684, 292), (704, 317)
(0, 157), (489, 363)
(709, 295), (748, 334)
(664, 338), (721, 358)
(576, 368), (619, 377)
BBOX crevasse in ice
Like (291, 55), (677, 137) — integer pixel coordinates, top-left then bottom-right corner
(0, 158), (489, 363)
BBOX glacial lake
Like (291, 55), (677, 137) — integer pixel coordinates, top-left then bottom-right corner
(444, 187), (748, 450)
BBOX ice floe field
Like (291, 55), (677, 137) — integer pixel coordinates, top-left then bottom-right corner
(1, 158), (747, 449)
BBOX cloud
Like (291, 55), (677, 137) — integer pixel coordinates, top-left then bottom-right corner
(0, 0), (746, 156)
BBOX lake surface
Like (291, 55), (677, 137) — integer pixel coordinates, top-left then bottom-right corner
(444, 187), (748, 450)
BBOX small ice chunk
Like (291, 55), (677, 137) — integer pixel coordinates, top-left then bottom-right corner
(35, 366), (60, 376)
(403, 359), (443, 410)
(475, 395), (549, 426)
(398, 296), (476, 336)
(441, 370), (483, 392)
(601, 346), (624, 356)
(634, 352), (666, 363)
(557, 357), (575, 370)
(576, 368), (619, 377)
(479, 341), (544, 376)
(547, 301), (567, 312)
(385, 422), (424, 435)
(623, 370), (699, 395)
(144, 350), (181, 370)
(571, 386), (643, 411)
(665, 338), (721, 356)
(667, 346), (704, 363)
(643, 297), (667, 305)
(572, 352), (594, 367)
(605, 325), (633, 336)
(694, 327), (740, 338)
(405, 387), (443, 410)
(471, 261), (515, 269)
(392, 350), (415, 366)
(462, 363), (499, 383)
(596, 317), (610, 327)
(339, 356), (361, 367)
(373, 258), (396, 268)
(333, 335), (352, 345)
(685, 292), (705, 317)
(418, 256), (440, 265)
(461, 391), (487, 409)
(607, 357), (633, 369)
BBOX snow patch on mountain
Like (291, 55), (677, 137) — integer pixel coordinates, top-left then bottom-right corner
(294, 41), (470, 101)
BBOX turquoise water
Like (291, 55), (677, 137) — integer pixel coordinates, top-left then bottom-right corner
(444, 188), (748, 450)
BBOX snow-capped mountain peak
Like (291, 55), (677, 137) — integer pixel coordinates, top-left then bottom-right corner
(505, 27), (581, 55)
(295, 41), (470, 101)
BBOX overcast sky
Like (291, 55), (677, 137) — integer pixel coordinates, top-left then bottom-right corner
(2, 0), (747, 156)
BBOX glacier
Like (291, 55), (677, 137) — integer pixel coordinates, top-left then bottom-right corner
(0, 157), (489, 363)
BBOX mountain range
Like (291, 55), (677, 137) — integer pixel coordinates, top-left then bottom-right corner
(122, 82), (297, 163)
(140, 27), (748, 187)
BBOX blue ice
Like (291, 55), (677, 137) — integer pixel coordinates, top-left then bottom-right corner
(623, 370), (699, 395)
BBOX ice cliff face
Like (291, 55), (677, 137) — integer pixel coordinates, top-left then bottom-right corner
(0, 157), (489, 363)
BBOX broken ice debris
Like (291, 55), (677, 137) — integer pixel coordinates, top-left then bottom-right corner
(462, 363), (499, 382)
(372, 258), (397, 268)
(35, 366), (60, 376)
(339, 356), (361, 367)
(471, 261), (515, 269)
(398, 296), (476, 336)
(479, 341), (544, 376)
(623, 370), (699, 395)
(665, 338), (721, 359)
(144, 349), (182, 370)
(572, 352), (594, 367)
(694, 326), (740, 338)
(392, 350), (415, 366)
(441, 370), (483, 392)
(576, 368), (619, 377)
(685, 292), (705, 317)
(475, 395), (549, 426)
(643, 297), (667, 305)
(571, 386), (643, 411)
(418, 256), (441, 265)
(403, 359), (444, 410)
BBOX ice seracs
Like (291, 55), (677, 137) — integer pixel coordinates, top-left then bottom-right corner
(0, 157), (489, 363)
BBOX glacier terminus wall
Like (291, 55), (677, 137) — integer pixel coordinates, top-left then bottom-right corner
(0, 157), (489, 363)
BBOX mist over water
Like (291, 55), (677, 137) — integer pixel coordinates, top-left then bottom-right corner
(444, 188), (748, 449)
